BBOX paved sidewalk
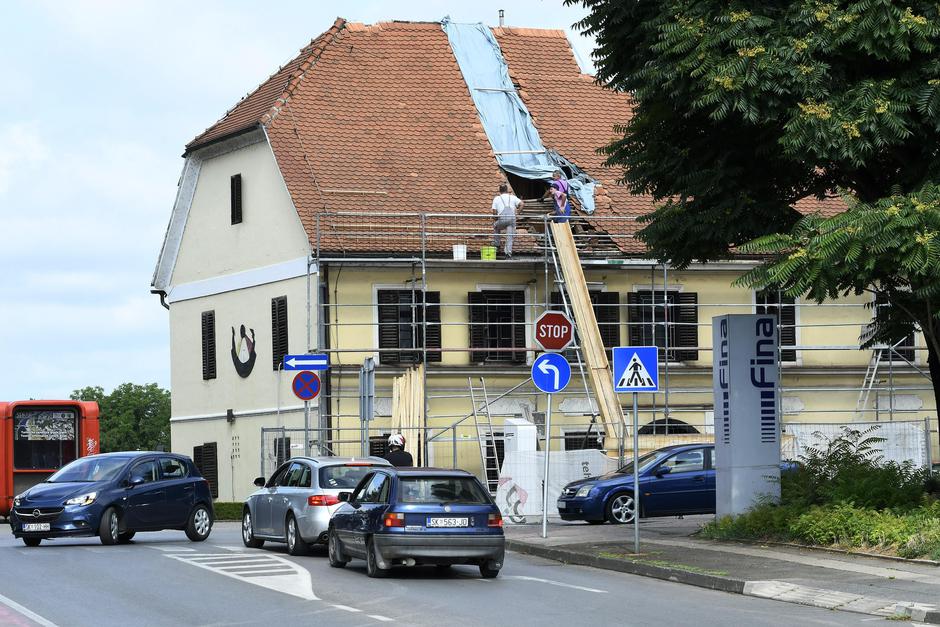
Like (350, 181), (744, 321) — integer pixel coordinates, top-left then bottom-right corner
(506, 517), (940, 623)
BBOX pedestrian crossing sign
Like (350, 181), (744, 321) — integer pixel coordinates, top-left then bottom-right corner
(613, 346), (659, 392)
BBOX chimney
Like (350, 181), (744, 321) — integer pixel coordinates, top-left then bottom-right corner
(499, 9), (505, 27)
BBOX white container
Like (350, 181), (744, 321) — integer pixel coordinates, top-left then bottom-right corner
(453, 244), (467, 260)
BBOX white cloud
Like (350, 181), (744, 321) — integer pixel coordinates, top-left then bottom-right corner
(0, 123), (48, 194)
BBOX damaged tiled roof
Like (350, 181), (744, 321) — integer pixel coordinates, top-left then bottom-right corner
(186, 18), (844, 256)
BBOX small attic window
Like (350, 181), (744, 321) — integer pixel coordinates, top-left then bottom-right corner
(230, 174), (243, 225)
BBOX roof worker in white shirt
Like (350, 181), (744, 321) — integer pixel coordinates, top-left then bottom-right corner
(492, 183), (523, 259)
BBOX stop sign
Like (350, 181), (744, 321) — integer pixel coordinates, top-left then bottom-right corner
(534, 311), (574, 352)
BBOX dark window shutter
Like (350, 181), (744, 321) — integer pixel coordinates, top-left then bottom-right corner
(369, 434), (391, 457)
(675, 292), (699, 361)
(511, 291), (527, 363)
(425, 291), (442, 363)
(274, 437), (291, 466)
(201, 311), (216, 380)
(271, 296), (288, 370)
(468, 292), (487, 363)
(593, 291), (621, 358)
(196, 442), (218, 499)
(378, 290), (401, 365)
(779, 297), (797, 363)
(230, 174), (242, 224)
(626, 292), (644, 346)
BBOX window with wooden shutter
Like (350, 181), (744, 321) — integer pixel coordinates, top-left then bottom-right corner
(468, 290), (526, 363)
(193, 442), (218, 498)
(201, 311), (216, 380)
(230, 174), (242, 224)
(756, 290), (796, 362)
(564, 430), (604, 451)
(369, 434), (391, 457)
(274, 436), (291, 466)
(551, 291), (620, 361)
(377, 289), (442, 365)
(271, 296), (288, 370)
(873, 295), (916, 362)
(627, 291), (697, 361)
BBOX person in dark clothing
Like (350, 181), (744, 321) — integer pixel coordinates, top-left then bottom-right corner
(384, 433), (414, 467)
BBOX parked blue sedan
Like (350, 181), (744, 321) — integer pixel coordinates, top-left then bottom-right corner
(557, 444), (716, 524)
(327, 468), (505, 578)
(10, 452), (214, 546)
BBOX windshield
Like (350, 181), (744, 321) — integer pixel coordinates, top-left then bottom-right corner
(607, 451), (660, 476)
(47, 456), (130, 483)
(399, 477), (490, 504)
(318, 464), (377, 490)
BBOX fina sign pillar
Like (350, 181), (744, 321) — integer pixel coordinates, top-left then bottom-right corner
(712, 315), (781, 517)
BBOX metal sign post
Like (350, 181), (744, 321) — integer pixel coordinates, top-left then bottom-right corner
(612, 346), (660, 556)
(541, 393), (552, 539)
(291, 370), (322, 457)
(531, 353), (572, 540)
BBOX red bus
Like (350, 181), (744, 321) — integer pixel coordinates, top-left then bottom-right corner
(0, 400), (100, 517)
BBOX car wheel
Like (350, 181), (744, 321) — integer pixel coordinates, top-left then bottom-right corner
(365, 537), (388, 578)
(479, 563), (500, 578)
(22, 537), (41, 547)
(327, 527), (348, 568)
(605, 492), (636, 524)
(286, 514), (308, 556)
(118, 531), (136, 544)
(185, 505), (212, 542)
(242, 509), (264, 548)
(99, 507), (120, 545)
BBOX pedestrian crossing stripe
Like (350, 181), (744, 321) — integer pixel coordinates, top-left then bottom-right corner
(617, 353), (655, 389)
(612, 345), (659, 392)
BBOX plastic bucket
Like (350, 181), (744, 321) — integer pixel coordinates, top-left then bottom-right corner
(480, 246), (496, 261)
(453, 244), (467, 260)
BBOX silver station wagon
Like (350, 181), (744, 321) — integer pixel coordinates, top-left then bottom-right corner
(242, 456), (391, 555)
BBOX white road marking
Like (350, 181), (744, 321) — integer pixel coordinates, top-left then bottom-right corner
(331, 605), (361, 613)
(146, 545), (195, 552)
(166, 553), (317, 601)
(0, 591), (60, 627)
(504, 575), (608, 594)
(215, 545), (248, 552)
(368, 615), (395, 622)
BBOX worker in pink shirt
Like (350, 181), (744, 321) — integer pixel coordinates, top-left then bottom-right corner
(542, 170), (571, 223)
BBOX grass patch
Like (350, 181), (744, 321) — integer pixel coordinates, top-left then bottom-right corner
(212, 502), (243, 521)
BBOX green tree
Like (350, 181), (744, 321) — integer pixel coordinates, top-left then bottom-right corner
(571, 1), (940, 422)
(70, 383), (170, 453)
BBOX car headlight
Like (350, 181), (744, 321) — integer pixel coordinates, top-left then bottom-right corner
(65, 492), (97, 506)
(13, 495), (22, 507)
(575, 485), (594, 498)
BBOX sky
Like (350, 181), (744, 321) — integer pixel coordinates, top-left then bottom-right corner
(0, 0), (596, 400)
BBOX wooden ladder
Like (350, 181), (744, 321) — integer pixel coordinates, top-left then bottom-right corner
(468, 377), (501, 495)
(548, 221), (627, 438)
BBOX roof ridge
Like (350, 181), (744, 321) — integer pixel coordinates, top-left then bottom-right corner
(260, 17), (347, 127)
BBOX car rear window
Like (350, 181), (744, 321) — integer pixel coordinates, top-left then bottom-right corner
(399, 477), (489, 504)
(319, 464), (377, 489)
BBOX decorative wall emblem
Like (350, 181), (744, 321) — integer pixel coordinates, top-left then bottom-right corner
(231, 324), (257, 378)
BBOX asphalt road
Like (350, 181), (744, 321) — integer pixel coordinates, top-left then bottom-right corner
(0, 522), (901, 626)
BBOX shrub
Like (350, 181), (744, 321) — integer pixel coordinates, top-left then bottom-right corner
(212, 502), (244, 521)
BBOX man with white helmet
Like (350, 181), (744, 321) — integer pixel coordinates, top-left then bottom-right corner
(384, 433), (413, 467)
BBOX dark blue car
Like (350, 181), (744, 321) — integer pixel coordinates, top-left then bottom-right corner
(557, 444), (716, 524)
(10, 452), (214, 546)
(327, 468), (505, 578)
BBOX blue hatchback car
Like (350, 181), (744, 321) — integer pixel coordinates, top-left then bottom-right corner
(328, 468), (505, 578)
(10, 452), (214, 547)
(557, 444), (716, 524)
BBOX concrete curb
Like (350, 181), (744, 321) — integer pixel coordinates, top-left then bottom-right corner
(506, 539), (940, 624)
(505, 539), (744, 594)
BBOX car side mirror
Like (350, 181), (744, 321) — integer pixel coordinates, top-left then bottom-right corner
(127, 476), (145, 488)
(655, 466), (671, 477)
(338, 491), (351, 503)
(253, 477), (265, 487)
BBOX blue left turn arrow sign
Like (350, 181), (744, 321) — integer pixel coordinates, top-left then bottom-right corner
(283, 354), (330, 371)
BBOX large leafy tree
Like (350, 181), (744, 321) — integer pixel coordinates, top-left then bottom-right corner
(571, 1), (940, 421)
(70, 384), (170, 453)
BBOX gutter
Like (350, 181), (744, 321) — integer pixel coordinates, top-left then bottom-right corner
(151, 289), (169, 310)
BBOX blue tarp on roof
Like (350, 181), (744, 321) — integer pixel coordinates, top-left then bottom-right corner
(442, 18), (596, 214)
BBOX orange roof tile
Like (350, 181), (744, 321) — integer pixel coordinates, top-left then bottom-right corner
(186, 19), (844, 256)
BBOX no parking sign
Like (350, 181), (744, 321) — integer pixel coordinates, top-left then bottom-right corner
(292, 371), (321, 401)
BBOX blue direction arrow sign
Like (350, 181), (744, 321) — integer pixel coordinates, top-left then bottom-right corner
(613, 346), (659, 392)
(531, 353), (571, 394)
(283, 354), (330, 371)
